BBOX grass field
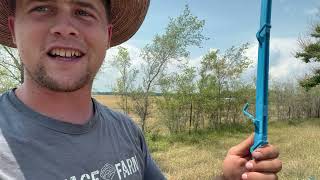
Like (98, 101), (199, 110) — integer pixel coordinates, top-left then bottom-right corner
(147, 120), (320, 180)
(94, 95), (320, 180)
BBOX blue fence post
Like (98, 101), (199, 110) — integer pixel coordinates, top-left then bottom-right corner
(243, 0), (272, 153)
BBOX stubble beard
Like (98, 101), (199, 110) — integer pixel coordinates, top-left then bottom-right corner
(26, 63), (93, 93)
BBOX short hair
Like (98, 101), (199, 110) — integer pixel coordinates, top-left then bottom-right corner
(9, 0), (111, 22)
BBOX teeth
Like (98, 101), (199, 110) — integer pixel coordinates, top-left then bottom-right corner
(66, 50), (71, 57)
(55, 49), (59, 56)
(50, 48), (82, 58)
(60, 49), (66, 57)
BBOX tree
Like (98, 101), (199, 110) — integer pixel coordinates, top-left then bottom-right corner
(156, 43), (252, 132)
(0, 68), (17, 92)
(131, 5), (207, 132)
(295, 22), (320, 90)
(157, 65), (197, 133)
(0, 45), (23, 93)
(199, 43), (252, 126)
(110, 47), (138, 114)
(269, 79), (320, 121)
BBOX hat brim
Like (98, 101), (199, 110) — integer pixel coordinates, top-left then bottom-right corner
(0, 0), (150, 48)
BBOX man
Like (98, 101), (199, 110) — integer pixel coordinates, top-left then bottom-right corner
(0, 0), (281, 179)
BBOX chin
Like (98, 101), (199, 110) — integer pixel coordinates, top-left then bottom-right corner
(37, 74), (92, 92)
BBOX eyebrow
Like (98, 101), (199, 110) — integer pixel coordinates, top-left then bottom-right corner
(26, 0), (100, 13)
(70, 0), (100, 13)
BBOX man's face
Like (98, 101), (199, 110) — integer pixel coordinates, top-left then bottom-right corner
(9, 0), (112, 92)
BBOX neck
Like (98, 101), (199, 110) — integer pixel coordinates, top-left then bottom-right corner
(15, 80), (94, 125)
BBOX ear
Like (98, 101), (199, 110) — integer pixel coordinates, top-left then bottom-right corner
(106, 24), (113, 49)
(8, 16), (16, 45)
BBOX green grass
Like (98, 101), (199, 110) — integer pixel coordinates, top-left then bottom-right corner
(146, 123), (252, 152)
(147, 119), (320, 180)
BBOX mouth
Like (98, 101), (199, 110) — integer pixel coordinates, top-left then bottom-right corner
(47, 48), (85, 60)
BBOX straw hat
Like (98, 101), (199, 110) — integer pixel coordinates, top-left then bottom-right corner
(0, 0), (150, 48)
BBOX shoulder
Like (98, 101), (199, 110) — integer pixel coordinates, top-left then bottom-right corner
(93, 98), (142, 135)
(0, 89), (13, 101)
(0, 91), (6, 100)
(0, 90), (12, 108)
(93, 98), (146, 153)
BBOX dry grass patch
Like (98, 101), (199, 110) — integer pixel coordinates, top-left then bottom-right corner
(93, 95), (320, 179)
(149, 120), (320, 180)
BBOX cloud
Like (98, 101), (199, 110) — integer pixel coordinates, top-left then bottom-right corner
(93, 43), (143, 92)
(93, 43), (204, 92)
(189, 56), (203, 70)
(305, 7), (320, 16)
(242, 37), (318, 83)
(93, 37), (320, 92)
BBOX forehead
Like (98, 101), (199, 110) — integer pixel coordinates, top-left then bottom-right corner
(15, 0), (108, 20)
(19, 0), (105, 11)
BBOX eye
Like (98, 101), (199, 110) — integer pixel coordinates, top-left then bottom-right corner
(32, 6), (50, 13)
(75, 9), (91, 17)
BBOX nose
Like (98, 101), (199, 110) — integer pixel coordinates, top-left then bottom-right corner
(49, 15), (80, 38)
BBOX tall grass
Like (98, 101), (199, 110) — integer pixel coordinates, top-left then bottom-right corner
(94, 95), (320, 179)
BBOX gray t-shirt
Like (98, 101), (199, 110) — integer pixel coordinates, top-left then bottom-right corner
(0, 89), (165, 180)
